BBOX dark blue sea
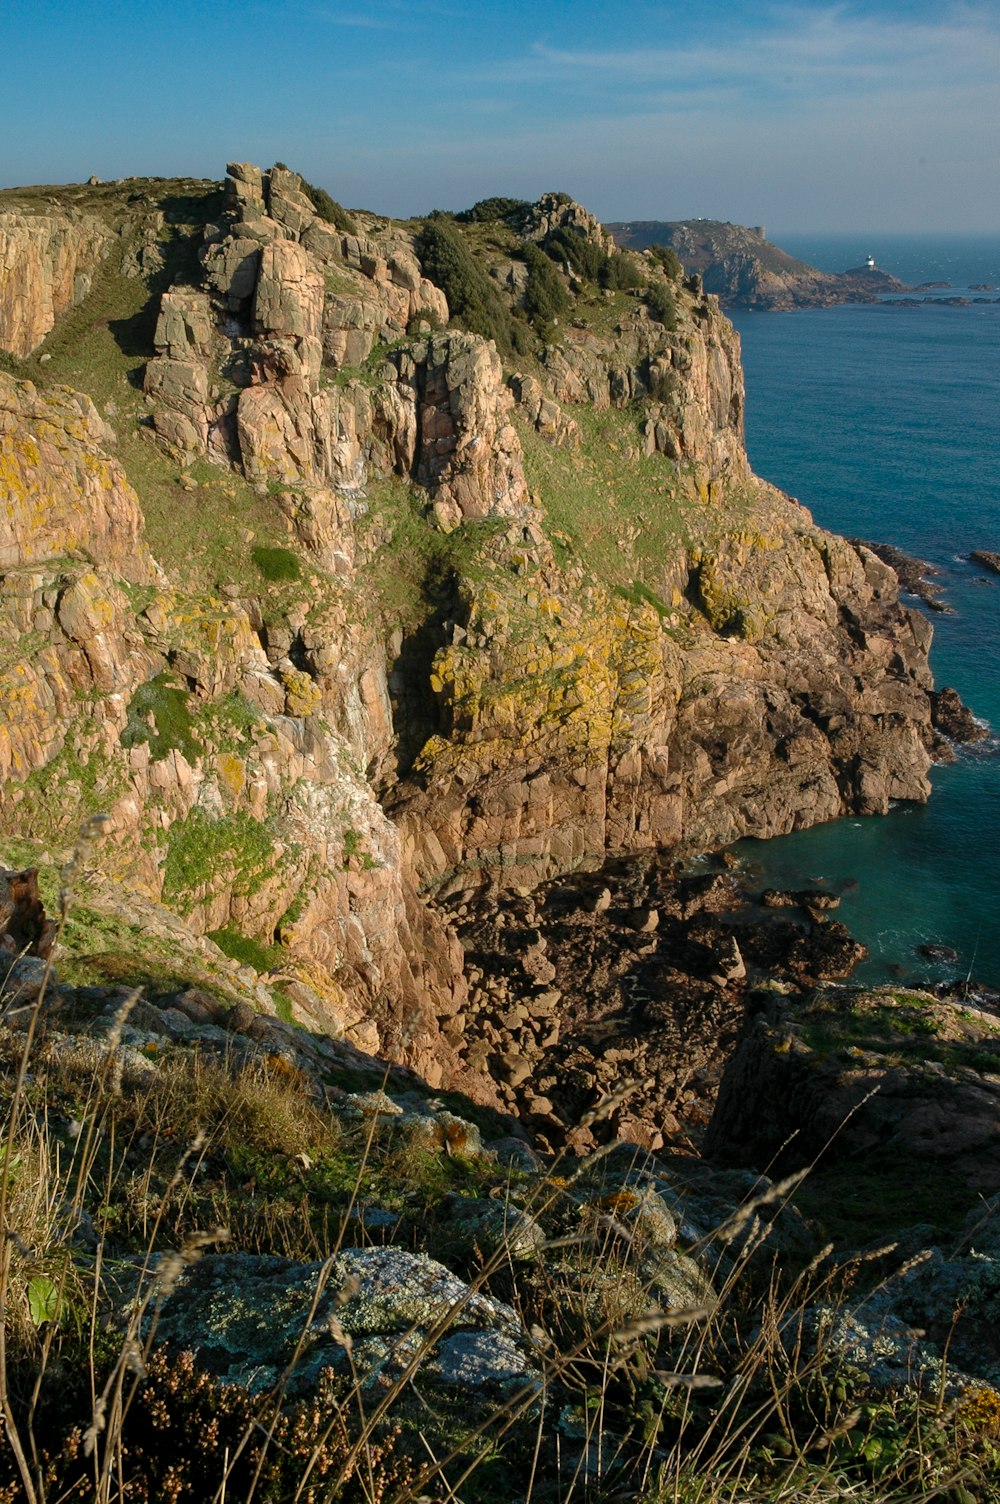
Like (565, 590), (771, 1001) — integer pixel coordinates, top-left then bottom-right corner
(728, 235), (1000, 989)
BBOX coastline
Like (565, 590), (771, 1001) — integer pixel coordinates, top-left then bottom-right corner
(732, 286), (1000, 988)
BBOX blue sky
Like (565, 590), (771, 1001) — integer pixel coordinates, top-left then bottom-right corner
(3, 0), (999, 232)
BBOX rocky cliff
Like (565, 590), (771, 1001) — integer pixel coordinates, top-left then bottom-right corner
(0, 163), (944, 1097)
(608, 219), (908, 309)
(0, 207), (111, 356)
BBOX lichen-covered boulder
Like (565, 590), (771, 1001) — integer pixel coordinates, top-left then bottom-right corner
(127, 1248), (537, 1397)
(0, 374), (152, 578)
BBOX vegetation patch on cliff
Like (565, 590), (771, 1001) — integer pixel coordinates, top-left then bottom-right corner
(161, 807), (283, 913)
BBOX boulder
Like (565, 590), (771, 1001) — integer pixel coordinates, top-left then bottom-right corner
(124, 1248), (537, 1396)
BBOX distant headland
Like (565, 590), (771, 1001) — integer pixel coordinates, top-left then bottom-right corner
(608, 219), (909, 309)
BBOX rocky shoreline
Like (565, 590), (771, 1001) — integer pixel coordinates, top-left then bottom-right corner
(852, 537), (951, 612)
(434, 849), (941, 1156)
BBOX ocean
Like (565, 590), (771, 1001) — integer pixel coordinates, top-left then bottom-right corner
(727, 235), (1000, 989)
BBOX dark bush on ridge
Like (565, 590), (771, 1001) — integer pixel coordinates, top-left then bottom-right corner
(543, 226), (605, 282)
(646, 282), (678, 327)
(416, 216), (517, 352)
(650, 243), (683, 279)
(300, 179), (359, 236)
(541, 227), (643, 291)
(455, 196), (531, 224)
(599, 251), (644, 291)
(522, 243), (571, 331)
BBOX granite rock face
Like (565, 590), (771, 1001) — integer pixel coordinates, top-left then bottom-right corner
(143, 162), (521, 528)
(394, 521), (936, 893)
(0, 374), (152, 576)
(0, 210), (111, 356)
(391, 332), (529, 521)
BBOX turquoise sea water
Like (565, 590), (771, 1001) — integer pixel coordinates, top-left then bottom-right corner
(727, 240), (1000, 988)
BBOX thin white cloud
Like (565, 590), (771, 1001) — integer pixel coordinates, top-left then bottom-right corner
(521, 4), (1000, 98)
(304, 6), (394, 27)
(306, 0), (472, 25)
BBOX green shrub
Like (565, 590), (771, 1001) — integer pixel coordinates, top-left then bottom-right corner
(455, 196), (530, 225)
(543, 225), (606, 282)
(521, 243), (571, 330)
(207, 925), (285, 973)
(416, 216), (515, 352)
(251, 545), (301, 582)
(511, 320), (536, 356)
(162, 808), (278, 910)
(646, 282), (678, 328)
(299, 178), (359, 235)
(599, 251), (644, 291)
(121, 673), (199, 763)
(540, 227), (640, 291)
(406, 303), (444, 334)
(649, 243), (683, 279)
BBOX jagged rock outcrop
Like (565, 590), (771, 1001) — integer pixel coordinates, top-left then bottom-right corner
(391, 333), (528, 523)
(508, 374), (580, 447)
(520, 191), (620, 257)
(145, 163), (524, 528)
(0, 210), (111, 356)
(542, 312), (746, 476)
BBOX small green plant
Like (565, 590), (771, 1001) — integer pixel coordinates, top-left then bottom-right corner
(646, 281), (678, 327)
(341, 827), (378, 870)
(251, 544), (301, 582)
(121, 673), (199, 763)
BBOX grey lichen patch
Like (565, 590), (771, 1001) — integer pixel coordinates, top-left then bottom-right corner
(331, 1247), (520, 1336)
